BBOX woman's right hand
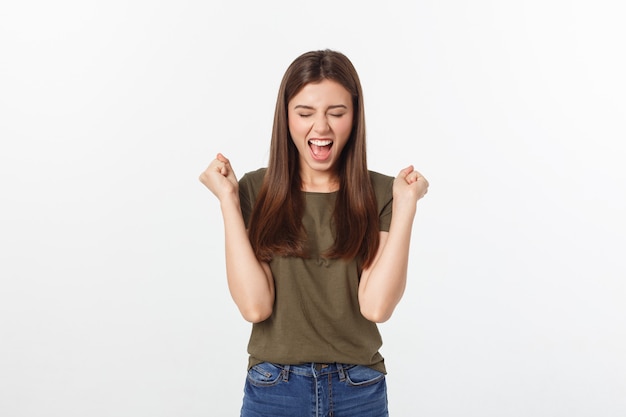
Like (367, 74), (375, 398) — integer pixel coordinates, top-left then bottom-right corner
(199, 153), (239, 202)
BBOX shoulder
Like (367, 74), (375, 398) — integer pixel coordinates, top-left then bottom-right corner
(368, 170), (394, 189)
(369, 171), (395, 195)
(239, 168), (267, 193)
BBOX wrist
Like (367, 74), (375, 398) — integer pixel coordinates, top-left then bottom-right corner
(392, 199), (417, 218)
(219, 192), (240, 209)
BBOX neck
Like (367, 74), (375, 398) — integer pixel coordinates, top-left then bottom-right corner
(300, 172), (340, 193)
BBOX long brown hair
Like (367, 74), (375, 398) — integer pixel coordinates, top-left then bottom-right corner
(248, 50), (380, 268)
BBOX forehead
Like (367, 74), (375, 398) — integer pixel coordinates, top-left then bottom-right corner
(289, 79), (352, 106)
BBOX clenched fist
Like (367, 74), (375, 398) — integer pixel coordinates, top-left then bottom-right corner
(199, 153), (239, 202)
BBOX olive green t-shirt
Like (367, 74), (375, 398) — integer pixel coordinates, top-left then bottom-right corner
(239, 168), (394, 374)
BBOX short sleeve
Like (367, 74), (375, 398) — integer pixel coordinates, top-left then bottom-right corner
(369, 171), (394, 232)
(238, 168), (267, 228)
(379, 197), (393, 232)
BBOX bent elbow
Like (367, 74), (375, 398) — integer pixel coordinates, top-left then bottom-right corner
(360, 305), (393, 323)
(240, 305), (273, 323)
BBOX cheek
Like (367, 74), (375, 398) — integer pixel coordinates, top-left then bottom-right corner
(288, 118), (308, 138)
(335, 118), (353, 138)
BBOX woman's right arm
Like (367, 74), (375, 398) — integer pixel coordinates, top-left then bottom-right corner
(199, 153), (274, 323)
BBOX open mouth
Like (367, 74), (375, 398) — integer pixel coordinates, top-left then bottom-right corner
(308, 139), (333, 160)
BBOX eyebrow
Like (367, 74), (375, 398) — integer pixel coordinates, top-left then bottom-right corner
(293, 104), (348, 110)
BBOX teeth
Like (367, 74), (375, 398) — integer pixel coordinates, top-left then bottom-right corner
(309, 139), (333, 146)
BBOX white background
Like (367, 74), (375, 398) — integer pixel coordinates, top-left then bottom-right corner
(1, 1), (625, 416)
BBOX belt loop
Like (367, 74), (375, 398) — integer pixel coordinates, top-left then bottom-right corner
(282, 365), (290, 382)
(337, 363), (346, 382)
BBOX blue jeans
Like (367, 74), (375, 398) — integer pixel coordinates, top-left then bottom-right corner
(240, 362), (389, 417)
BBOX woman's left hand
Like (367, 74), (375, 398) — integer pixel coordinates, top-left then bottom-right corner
(393, 165), (429, 209)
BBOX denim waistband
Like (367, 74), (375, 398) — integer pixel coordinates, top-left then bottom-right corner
(273, 362), (356, 378)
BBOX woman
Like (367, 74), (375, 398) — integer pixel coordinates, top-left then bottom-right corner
(200, 49), (428, 417)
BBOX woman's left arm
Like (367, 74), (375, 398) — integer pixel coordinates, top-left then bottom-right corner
(358, 165), (429, 323)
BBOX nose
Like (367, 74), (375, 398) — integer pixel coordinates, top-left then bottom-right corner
(312, 114), (330, 134)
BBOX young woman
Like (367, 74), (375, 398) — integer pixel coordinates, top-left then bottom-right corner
(200, 49), (428, 417)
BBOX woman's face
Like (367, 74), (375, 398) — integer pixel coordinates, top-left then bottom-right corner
(288, 79), (354, 181)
